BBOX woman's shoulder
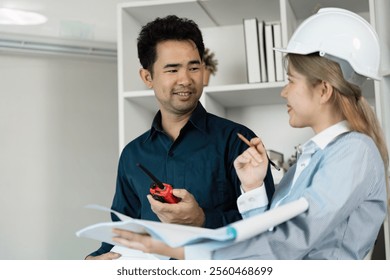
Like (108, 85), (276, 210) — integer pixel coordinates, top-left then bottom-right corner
(333, 131), (375, 148)
(326, 131), (381, 162)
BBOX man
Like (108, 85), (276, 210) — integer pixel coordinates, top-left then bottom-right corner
(86, 15), (274, 259)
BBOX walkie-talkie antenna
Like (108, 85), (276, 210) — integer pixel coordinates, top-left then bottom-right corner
(136, 163), (165, 189)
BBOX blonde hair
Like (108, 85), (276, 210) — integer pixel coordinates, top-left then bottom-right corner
(287, 53), (389, 191)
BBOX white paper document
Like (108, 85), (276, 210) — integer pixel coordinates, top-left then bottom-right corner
(110, 245), (169, 260)
(76, 197), (309, 248)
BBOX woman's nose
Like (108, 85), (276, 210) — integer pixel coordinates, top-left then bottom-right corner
(280, 85), (288, 98)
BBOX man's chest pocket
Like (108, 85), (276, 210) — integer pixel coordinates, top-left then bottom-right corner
(184, 157), (232, 209)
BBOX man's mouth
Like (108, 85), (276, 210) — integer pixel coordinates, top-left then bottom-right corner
(173, 90), (192, 97)
(174, 92), (191, 96)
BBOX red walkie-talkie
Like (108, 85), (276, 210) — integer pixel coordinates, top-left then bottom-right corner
(136, 163), (180, 204)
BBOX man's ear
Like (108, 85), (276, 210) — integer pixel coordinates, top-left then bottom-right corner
(139, 68), (153, 88)
(319, 80), (334, 104)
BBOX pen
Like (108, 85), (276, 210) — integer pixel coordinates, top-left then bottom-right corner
(237, 133), (281, 171)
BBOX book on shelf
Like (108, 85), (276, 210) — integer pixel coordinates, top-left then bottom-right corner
(76, 197), (309, 249)
(258, 20), (267, 82)
(272, 22), (285, 81)
(243, 18), (261, 83)
(264, 22), (276, 82)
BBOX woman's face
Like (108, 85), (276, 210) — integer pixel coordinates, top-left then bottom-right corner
(280, 64), (323, 131)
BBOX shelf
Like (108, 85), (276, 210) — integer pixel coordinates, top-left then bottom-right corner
(122, 90), (158, 113)
(120, 0), (215, 28)
(199, 0), (280, 25)
(122, 79), (375, 110)
(120, 0), (280, 28)
(118, 0), (390, 260)
(288, 0), (370, 22)
(205, 82), (286, 107)
(122, 82), (287, 112)
(119, 0), (283, 93)
(382, 69), (390, 77)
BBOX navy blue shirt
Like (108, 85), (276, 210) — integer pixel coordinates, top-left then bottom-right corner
(90, 102), (274, 256)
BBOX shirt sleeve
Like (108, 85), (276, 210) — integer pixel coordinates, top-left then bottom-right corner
(208, 135), (387, 260)
(86, 242), (114, 258)
(237, 184), (268, 218)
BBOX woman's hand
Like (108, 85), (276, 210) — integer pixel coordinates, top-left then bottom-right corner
(234, 137), (269, 192)
(112, 229), (185, 260)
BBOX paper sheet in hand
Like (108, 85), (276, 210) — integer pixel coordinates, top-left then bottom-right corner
(76, 197), (308, 247)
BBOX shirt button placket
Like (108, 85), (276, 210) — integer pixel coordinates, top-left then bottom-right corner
(166, 148), (175, 184)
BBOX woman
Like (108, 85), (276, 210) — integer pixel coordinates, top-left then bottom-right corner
(112, 8), (389, 259)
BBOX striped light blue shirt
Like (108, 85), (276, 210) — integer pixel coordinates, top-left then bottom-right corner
(185, 121), (388, 259)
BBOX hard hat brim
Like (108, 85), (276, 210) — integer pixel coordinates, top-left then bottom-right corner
(273, 47), (382, 81)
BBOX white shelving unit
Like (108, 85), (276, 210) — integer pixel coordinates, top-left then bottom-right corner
(117, 0), (390, 259)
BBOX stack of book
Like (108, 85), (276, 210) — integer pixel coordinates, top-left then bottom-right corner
(243, 18), (284, 83)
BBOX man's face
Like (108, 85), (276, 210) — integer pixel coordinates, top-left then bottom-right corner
(147, 40), (204, 116)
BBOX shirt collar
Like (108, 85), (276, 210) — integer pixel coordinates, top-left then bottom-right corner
(309, 120), (350, 150)
(188, 102), (207, 133)
(144, 111), (162, 142)
(145, 102), (207, 142)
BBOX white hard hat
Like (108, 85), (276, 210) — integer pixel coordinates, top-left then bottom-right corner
(275, 8), (381, 85)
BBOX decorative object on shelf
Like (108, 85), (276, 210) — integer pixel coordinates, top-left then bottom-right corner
(267, 149), (284, 170)
(267, 149), (285, 185)
(203, 48), (218, 86)
(286, 144), (302, 169)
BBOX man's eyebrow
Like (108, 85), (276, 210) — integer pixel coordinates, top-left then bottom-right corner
(163, 63), (181, 68)
(163, 60), (201, 69)
(188, 60), (201, 66)
(188, 60), (201, 64)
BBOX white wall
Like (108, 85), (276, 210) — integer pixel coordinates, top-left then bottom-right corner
(0, 52), (119, 259)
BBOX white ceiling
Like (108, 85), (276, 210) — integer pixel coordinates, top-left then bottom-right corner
(0, 0), (372, 44)
(0, 0), (134, 42)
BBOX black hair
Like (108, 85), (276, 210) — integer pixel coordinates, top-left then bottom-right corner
(137, 15), (205, 73)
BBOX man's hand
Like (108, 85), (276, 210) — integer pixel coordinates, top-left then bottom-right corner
(85, 252), (121, 260)
(147, 189), (205, 227)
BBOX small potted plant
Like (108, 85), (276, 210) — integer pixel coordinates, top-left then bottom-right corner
(203, 48), (218, 86)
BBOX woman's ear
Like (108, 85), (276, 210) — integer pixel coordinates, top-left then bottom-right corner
(319, 81), (334, 104)
(139, 68), (153, 88)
